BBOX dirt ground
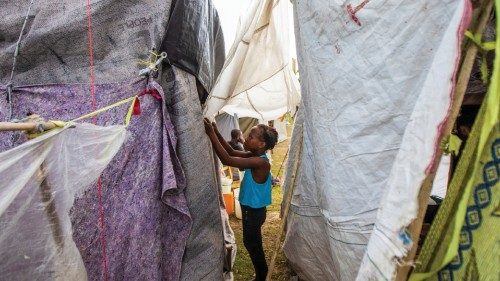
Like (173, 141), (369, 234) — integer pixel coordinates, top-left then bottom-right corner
(229, 135), (293, 281)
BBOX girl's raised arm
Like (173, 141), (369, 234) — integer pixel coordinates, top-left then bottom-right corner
(205, 119), (265, 169)
(210, 119), (252, 158)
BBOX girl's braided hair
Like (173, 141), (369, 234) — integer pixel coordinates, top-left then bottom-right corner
(257, 124), (279, 150)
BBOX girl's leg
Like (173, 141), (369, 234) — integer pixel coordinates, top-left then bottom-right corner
(242, 205), (268, 281)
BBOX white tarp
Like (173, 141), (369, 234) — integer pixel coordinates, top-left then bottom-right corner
(430, 155), (451, 198)
(274, 117), (288, 143)
(0, 124), (126, 280)
(358, 1), (471, 278)
(204, 0), (300, 121)
(283, 0), (471, 280)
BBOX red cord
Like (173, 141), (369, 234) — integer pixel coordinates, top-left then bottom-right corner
(86, 1), (109, 280)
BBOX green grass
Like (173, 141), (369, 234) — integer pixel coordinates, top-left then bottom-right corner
(229, 132), (292, 281)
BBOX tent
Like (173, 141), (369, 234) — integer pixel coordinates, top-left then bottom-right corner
(206, 0), (298, 154)
(281, 0), (475, 280)
(204, 0), (300, 123)
(0, 0), (234, 280)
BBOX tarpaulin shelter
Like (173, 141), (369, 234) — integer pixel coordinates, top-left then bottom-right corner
(204, 0), (300, 122)
(281, 0), (475, 280)
(0, 123), (126, 280)
(0, 0), (233, 280)
(410, 7), (499, 278)
(206, 0), (298, 160)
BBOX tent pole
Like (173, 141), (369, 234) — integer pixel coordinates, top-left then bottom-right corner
(266, 121), (302, 281)
(275, 146), (290, 179)
(266, 166), (297, 281)
(37, 163), (65, 249)
(394, 0), (494, 280)
(23, 115), (67, 250)
(0, 120), (58, 132)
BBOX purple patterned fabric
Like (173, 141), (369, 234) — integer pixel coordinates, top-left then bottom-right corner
(0, 79), (192, 280)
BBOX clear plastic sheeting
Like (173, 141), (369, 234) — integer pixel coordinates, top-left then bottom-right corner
(204, 0), (300, 121)
(0, 124), (126, 280)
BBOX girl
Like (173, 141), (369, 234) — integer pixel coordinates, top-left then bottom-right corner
(204, 118), (278, 281)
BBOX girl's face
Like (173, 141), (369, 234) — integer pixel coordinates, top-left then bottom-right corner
(243, 127), (266, 152)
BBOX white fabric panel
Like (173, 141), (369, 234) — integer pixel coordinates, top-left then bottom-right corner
(204, 0), (300, 121)
(0, 124), (126, 280)
(358, 2), (471, 279)
(282, 109), (340, 281)
(274, 118), (288, 143)
(283, 0), (471, 280)
(430, 155), (451, 198)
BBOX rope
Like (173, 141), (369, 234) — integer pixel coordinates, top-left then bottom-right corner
(71, 95), (137, 124)
(5, 0), (35, 121)
(137, 51), (168, 76)
(86, 1), (109, 279)
(1, 93), (142, 138)
(464, 30), (496, 83)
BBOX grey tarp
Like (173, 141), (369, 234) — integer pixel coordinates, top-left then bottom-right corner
(162, 66), (227, 281)
(0, 0), (172, 84)
(215, 112), (240, 141)
(162, 0), (226, 94)
(0, 0), (225, 90)
(1, 1), (229, 280)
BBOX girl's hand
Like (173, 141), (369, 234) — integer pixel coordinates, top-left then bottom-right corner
(211, 121), (219, 132)
(204, 118), (214, 134)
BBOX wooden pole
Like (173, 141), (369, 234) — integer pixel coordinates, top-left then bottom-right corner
(266, 137), (302, 281)
(0, 120), (58, 132)
(394, 1), (494, 280)
(275, 147), (290, 179)
(266, 167), (298, 281)
(37, 164), (65, 249)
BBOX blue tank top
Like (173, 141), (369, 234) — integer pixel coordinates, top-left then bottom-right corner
(239, 155), (272, 208)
